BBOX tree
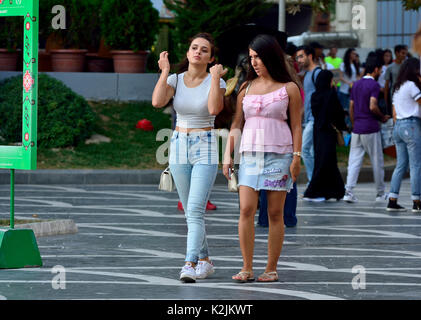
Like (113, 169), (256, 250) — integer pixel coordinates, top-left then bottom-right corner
(289, 0), (420, 13)
(163, 0), (272, 62)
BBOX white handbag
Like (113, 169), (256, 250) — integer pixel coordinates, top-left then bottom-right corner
(158, 167), (176, 192)
(228, 168), (239, 193)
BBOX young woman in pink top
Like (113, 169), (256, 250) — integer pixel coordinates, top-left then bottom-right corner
(223, 35), (302, 282)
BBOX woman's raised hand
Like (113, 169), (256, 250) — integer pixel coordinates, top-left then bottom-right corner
(158, 51), (170, 72)
(210, 64), (228, 79)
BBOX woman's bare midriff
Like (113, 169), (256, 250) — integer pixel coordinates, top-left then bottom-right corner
(175, 126), (213, 133)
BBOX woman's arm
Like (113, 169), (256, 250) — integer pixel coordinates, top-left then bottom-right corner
(223, 82), (246, 179)
(286, 82), (302, 183)
(208, 64), (228, 115)
(152, 51), (175, 108)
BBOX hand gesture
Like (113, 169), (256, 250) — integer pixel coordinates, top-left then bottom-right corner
(158, 51), (170, 73)
(210, 64), (228, 79)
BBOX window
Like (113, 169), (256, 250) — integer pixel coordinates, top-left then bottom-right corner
(377, 0), (421, 49)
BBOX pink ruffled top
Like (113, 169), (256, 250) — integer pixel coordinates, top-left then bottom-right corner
(240, 86), (293, 154)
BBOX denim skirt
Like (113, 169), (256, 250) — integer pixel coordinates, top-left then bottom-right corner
(238, 151), (293, 192)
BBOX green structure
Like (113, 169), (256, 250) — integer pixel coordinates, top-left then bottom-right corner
(0, 0), (42, 269)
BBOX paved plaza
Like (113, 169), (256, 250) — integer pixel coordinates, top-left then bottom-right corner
(0, 180), (421, 300)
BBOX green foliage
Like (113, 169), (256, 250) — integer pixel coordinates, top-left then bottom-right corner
(43, 0), (94, 49)
(0, 74), (96, 148)
(101, 0), (160, 51)
(163, 0), (272, 62)
(0, 16), (23, 51)
(402, 0), (421, 10)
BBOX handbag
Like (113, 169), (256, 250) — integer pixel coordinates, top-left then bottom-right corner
(158, 167), (176, 192)
(332, 125), (345, 147)
(228, 168), (239, 193)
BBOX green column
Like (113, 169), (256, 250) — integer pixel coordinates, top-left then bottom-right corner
(10, 169), (14, 229)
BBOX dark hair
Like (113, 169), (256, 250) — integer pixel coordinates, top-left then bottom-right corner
(296, 45), (315, 60)
(343, 48), (358, 78)
(394, 44), (407, 54)
(383, 49), (393, 65)
(310, 41), (324, 49)
(176, 32), (217, 74)
(393, 57), (421, 93)
(364, 55), (382, 74)
(285, 42), (297, 57)
(245, 34), (298, 88)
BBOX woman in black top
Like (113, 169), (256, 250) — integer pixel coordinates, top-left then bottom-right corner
(304, 70), (347, 201)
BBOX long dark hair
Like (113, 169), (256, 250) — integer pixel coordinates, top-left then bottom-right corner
(176, 32), (217, 74)
(243, 34), (298, 90)
(343, 48), (358, 78)
(393, 57), (421, 93)
(383, 49), (393, 65)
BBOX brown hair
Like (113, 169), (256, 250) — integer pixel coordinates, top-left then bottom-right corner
(176, 32), (217, 73)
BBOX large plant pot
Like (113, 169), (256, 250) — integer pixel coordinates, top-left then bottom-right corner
(38, 49), (52, 72)
(111, 50), (148, 73)
(0, 49), (19, 71)
(50, 49), (88, 72)
(86, 53), (113, 72)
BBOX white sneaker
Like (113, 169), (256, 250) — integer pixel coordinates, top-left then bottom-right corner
(375, 194), (388, 202)
(195, 260), (215, 279)
(180, 263), (196, 283)
(343, 191), (358, 203)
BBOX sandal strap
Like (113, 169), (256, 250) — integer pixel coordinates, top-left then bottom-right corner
(233, 271), (254, 280)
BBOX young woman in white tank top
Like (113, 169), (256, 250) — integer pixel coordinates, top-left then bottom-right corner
(152, 33), (227, 283)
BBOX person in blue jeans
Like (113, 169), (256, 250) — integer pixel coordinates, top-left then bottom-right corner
(152, 33), (227, 283)
(386, 58), (421, 212)
(296, 46), (321, 185)
(258, 184), (298, 228)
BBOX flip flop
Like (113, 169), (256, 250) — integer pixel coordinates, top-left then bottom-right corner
(257, 271), (278, 282)
(232, 271), (255, 283)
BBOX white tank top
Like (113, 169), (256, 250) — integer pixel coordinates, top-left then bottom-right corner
(167, 72), (226, 128)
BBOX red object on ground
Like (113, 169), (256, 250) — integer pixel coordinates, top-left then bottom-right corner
(177, 200), (217, 211)
(136, 119), (153, 131)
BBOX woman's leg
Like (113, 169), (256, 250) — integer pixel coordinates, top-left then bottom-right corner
(265, 190), (287, 272)
(403, 119), (421, 201)
(389, 123), (409, 200)
(238, 186), (259, 272)
(184, 164), (217, 264)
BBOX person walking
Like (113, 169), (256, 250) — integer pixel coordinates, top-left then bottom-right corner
(223, 34), (302, 282)
(384, 45), (408, 116)
(386, 58), (421, 212)
(296, 45), (321, 185)
(152, 33), (227, 283)
(343, 57), (390, 203)
(338, 48), (360, 130)
(304, 70), (347, 201)
(325, 46), (343, 70)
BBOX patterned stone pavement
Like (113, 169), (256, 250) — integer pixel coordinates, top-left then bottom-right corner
(0, 180), (421, 301)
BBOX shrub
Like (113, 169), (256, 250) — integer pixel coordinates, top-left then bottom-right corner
(101, 0), (159, 51)
(0, 16), (23, 51)
(0, 74), (96, 148)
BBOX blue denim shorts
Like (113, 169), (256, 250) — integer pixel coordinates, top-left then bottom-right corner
(238, 152), (293, 192)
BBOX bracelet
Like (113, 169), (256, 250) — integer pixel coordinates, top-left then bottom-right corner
(293, 152), (302, 157)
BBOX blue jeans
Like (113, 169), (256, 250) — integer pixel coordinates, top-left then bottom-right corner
(258, 183), (298, 227)
(389, 117), (421, 201)
(169, 130), (218, 263)
(302, 121), (314, 183)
